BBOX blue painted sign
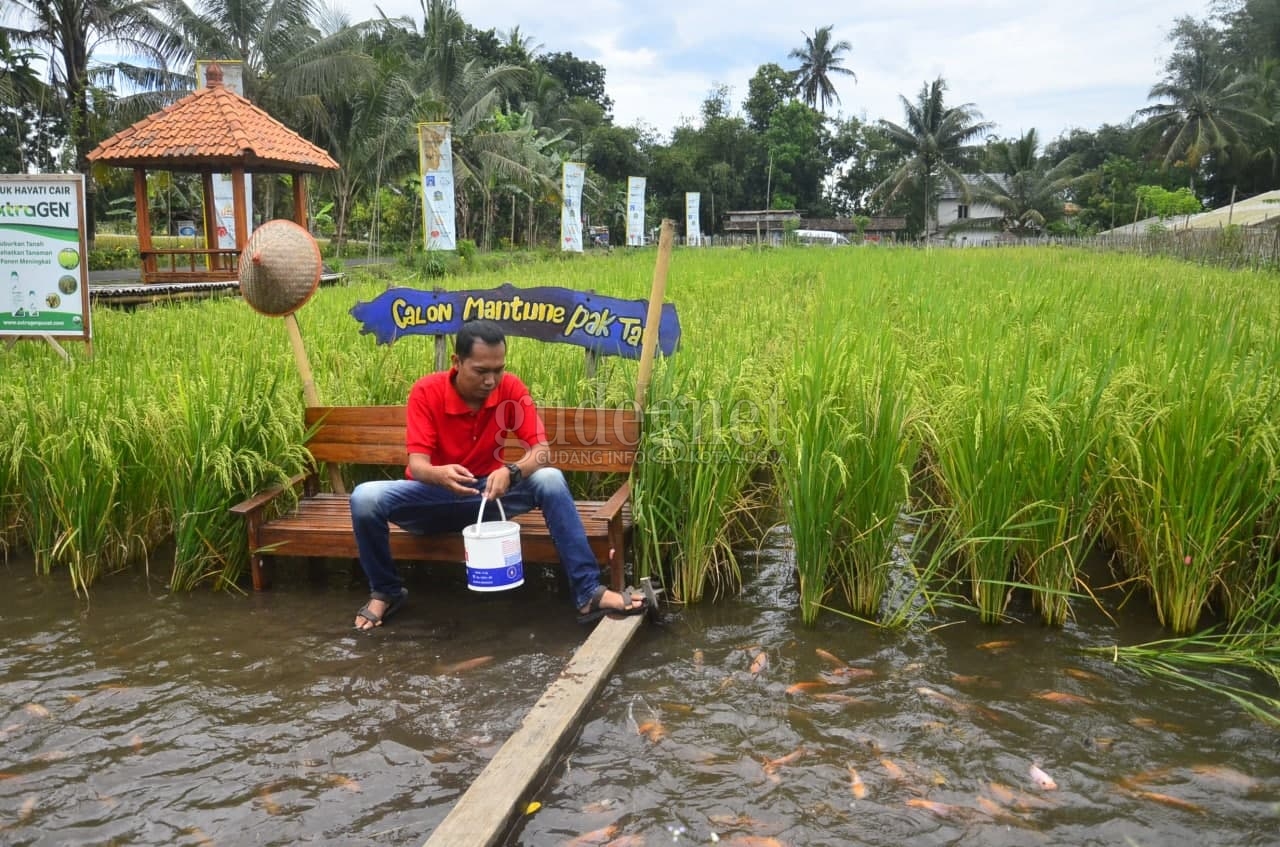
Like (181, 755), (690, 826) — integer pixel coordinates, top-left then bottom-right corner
(349, 282), (680, 359)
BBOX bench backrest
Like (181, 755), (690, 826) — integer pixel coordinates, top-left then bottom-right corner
(303, 405), (640, 474)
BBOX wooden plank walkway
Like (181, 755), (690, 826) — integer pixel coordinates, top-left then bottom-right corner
(422, 612), (646, 847)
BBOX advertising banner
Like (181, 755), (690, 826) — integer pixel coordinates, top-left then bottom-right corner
(419, 122), (457, 251)
(561, 162), (585, 252)
(626, 176), (646, 246)
(196, 60), (252, 251)
(685, 192), (701, 246)
(350, 282), (680, 358)
(0, 174), (91, 340)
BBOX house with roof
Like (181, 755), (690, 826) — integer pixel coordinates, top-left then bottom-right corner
(933, 175), (1007, 245)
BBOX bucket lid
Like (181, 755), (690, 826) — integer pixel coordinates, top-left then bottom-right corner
(463, 520), (521, 538)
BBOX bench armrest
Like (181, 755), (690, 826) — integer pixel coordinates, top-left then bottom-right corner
(590, 480), (631, 522)
(229, 470), (311, 518)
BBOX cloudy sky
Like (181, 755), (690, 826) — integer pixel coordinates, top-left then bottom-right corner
(343, 0), (1213, 142)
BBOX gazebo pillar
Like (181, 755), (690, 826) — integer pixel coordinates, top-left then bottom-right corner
(231, 165), (249, 269)
(292, 172), (308, 230)
(133, 168), (155, 277)
(200, 171), (217, 251)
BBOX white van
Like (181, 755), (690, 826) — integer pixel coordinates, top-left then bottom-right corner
(794, 229), (850, 246)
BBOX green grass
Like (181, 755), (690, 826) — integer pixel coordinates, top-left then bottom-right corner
(1, 245), (1277, 644)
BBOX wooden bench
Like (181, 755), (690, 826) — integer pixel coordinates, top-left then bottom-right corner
(230, 405), (639, 592)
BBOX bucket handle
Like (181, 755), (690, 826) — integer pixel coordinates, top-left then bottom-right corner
(476, 496), (507, 524)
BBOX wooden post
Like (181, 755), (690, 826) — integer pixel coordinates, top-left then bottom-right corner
(634, 218), (674, 411)
(134, 169), (155, 279)
(292, 172), (308, 229)
(285, 312), (347, 495)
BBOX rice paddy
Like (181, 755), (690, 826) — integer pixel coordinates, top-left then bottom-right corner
(2, 246), (1279, 644)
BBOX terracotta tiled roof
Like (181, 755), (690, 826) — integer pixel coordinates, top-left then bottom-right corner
(88, 71), (337, 173)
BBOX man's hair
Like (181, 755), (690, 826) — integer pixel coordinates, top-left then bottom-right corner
(456, 320), (506, 359)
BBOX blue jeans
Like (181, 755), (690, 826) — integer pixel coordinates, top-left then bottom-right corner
(349, 468), (603, 609)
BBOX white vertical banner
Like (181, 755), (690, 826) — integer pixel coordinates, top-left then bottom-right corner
(561, 162), (585, 252)
(625, 176), (646, 246)
(196, 60), (252, 251)
(685, 192), (701, 246)
(419, 122), (457, 251)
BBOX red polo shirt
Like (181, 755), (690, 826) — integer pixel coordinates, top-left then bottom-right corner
(404, 368), (547, 479)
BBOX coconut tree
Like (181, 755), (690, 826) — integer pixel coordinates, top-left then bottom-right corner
(788, 25), (855, 113)
(954, 129), (1082, 238)
(1137, 50), (1267, 187)
(875, 77), (992, 237)
(4, 0), (185, 243)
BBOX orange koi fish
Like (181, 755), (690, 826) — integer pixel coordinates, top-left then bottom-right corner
(604, 835), (646, 847)
(721, 837), (786, 847)
(637, 720), (667, 743)
(815, 648), (846, 667)
(976, 639), (1016, 650)
(906, 797), (957, 817)
(987, 781), (1016, 804)
(23, 703), (50, 719)
(784, 681), (828, 695)
(439, 655), (494, 674)
(880, 757), (907, 781)
(848, 766), (867, 799)
(566, 823), (619, 845)
(1129, 788), (1206, 815)
(763, 746), (806, 775)
(749, 651), (769, 675)
(950, 673), (1000, 688)
(1032, 691), (1098, 706)
(1063, 667), (1104, 683)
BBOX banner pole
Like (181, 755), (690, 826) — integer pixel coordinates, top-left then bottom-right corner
(634, 218), (674, 412)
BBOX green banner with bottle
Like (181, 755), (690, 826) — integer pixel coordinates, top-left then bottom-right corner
(0, 174), (91, 340)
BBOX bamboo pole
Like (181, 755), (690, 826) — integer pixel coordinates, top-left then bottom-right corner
(284, 311), (346, 495)
(634, 218), (674, 411)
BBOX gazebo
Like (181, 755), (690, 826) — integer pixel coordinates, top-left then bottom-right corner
(87, 62), (338, 285)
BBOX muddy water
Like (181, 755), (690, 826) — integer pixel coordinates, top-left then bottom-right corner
(0, 538), (1276, 846)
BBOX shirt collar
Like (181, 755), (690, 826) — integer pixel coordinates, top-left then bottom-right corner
(443, 367), (502, 415)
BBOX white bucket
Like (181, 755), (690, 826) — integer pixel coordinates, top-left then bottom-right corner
(462, 498), (523, 591)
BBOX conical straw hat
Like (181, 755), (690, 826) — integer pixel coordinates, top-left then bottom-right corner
(238, 219), (322, 317)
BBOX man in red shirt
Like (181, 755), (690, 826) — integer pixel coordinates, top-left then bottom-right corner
(350, 320), (646, 630)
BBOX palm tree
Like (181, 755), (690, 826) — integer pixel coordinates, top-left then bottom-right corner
(875, 77), (992, 237)
(1137, 50), (1266, 182)
(788, 25), (855, 113)
(165, 0), (379, 220)
(954, 129), (1081, 237)
(6, 0), (184, 243)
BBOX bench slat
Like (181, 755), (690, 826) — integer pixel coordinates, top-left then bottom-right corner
(255, 497), (628, 568)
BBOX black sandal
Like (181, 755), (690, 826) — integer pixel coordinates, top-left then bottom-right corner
(576, 585), (647, 624)
(354, 587), (408, 631)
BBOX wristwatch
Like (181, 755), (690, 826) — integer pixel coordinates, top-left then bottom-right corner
(504, 462), (522, 485)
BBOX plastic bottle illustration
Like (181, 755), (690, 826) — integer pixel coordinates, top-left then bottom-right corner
(9, 272), (21, 316)
(26, 289), (38, 317)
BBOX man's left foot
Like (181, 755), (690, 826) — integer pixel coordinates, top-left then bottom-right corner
(578, 585), (647, 624)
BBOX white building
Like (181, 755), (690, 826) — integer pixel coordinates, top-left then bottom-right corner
(933, 175), (1007, 245)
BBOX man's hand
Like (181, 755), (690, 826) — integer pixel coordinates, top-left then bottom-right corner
(482, 465), (514, 501)
(431, 463), (477, 495)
